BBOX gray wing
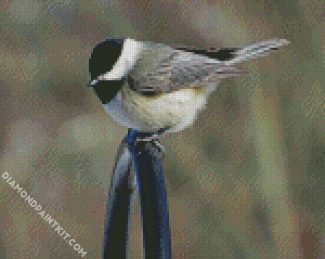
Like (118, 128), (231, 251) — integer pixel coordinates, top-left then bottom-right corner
(128, 43), (241, 94)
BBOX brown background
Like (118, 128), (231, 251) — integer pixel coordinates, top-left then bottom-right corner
(0, 1), (324, 258)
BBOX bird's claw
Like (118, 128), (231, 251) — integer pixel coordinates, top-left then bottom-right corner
(135, 134), (165, 159)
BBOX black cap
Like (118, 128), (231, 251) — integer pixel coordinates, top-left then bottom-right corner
(89, 38), (125, 80)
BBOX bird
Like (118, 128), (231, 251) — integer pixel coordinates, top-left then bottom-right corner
(88, 38), (289, 135)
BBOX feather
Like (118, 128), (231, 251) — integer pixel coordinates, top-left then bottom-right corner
(224, 38), (290, 65)
(128, 38), (289, 95)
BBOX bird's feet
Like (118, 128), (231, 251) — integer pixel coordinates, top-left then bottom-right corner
(137, 134), (165, 159)
(127, 130), (165, 159)
(151, 138), (165, 159)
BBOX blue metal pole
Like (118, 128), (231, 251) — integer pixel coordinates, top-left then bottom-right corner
(103, 139), (135, 259)
(127, 130), (172, 259)
(104, 130), (172, 258)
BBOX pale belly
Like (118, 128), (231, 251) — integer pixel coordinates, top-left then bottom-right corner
(103, 84), (217, 133)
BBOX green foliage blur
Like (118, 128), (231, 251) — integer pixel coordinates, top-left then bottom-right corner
(0, 1), (324, 258)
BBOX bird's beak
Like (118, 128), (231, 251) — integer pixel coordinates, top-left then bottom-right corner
(87, 80), (97, 88)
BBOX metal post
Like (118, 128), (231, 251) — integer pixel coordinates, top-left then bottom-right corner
(127, 130), (172, 259)
(103, 139), (136, 259)
(103, 130), (172, 259)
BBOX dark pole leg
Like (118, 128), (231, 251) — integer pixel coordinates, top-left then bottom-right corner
(103, 139), (136, 259)
(127, 130), (172, 259)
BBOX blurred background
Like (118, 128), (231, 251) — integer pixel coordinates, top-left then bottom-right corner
(0, 0), (324, 258)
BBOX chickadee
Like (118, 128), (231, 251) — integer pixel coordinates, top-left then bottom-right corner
(89, 38), (289, 134)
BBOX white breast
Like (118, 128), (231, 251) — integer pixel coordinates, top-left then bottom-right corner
(103, 84), (218, 133)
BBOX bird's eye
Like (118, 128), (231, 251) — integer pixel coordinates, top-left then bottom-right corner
(91, 80), (124, 104)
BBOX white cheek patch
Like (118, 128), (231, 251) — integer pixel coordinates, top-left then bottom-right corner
(98, 38), (143, 81)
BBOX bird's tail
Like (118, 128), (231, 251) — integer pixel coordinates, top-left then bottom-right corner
(224, 38), (290, 65)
